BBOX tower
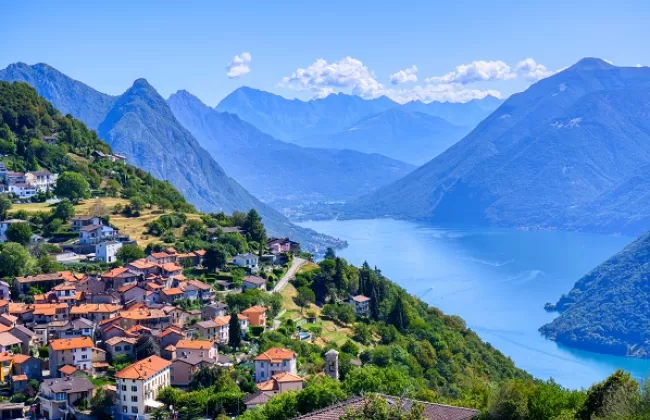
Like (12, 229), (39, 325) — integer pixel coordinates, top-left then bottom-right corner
(325, 349), (339, 380)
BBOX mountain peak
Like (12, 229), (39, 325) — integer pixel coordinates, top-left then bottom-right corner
(131, 78), (154, 89)
(570, 57), (615, 71)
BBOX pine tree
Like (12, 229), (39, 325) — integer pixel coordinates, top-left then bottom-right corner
(388, 293), (410, 332)
(228, 312), (242, 349)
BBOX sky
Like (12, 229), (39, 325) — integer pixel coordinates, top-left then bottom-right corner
(2, 0), (650, 106)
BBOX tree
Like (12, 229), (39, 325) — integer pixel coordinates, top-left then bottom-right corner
(324, 248), (336, 260)
(53, 171), (90, 203)
(0, 242), (33, 277)
(6, 222), (32, 245)
(228, 311), (243, 349)
(204, 244), (227, 272)
(183, 219), (207, 238)
(37, 255), (62, 274)
(341, 340), (360, 356)
(135, 333), (160, 359)
(576, 369), (640, 420)
(0, 196), (12, 219)
(89, 387), (114, 420)
(296, 375), (348, 415)
(387, 294), (410, 333)
(53, 199), (75, 221)
(116, 244), (145, 264)
(245, 209), (267, 252)
(104, 178), (122, 197)
(295, 286), (316, 314)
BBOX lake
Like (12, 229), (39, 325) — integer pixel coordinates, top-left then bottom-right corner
(297, 218), (650, 389)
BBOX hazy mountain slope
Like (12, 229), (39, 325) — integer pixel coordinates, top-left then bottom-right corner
(343, 59), (650, 236)
(302, 108), (469, 165)
(401, 95), (503, 127)
(95, 80), (338, 250)
(215, 87), (397, 142)
(540, 232), (650, 357)
(168, 90), (413, 205)
(0, 62), (116, 130)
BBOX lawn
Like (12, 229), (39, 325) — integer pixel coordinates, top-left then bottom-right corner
(14, 197), (202, 246)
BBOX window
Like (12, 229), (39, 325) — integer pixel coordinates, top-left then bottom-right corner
(131, 396), (138, 402)
(122, 406), (127, 413)
(131, 407), (138, 414)
(115, 346), (122, 351)
(81, 354), (87, 359)
(122, 385), (126, 391)
(131, 386), (137, 392)
(123, 395), (126, 401)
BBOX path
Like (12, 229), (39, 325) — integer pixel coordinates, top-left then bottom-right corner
(272, 257), (307, 293)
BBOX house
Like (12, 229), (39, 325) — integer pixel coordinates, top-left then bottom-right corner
(292, 395), (479, 420)
(121, 284), (147, 304)
(200, 314), (249, 343)
(0, 402), (26, 420)
(33, 303), (70, 324)
(146, 252), (176, 265)
(105, 337), (137, 361)
(25, 170), (58, 191)
(349, 295), (370, 316)
(13, 272), (69, 296)
(0, 281), (10, 301)
(160, 262), (183, 279)
(202, 302), (228, 320)
(38, 376), (95, 420)
(4, 183), (37, 200)
(11, 374), (28, 395)
(9, 325), (34, 354)
(96, 241), (123, 263)
(267, 237), (300, 254)
(243, 275), (267, 291)
(49, 337), (95, 375)
(256, 371), (304, 395)
(59, 318), (95, 340)
(175, 339), (218, 361)
(242, 305), (267, 327)
(245, 392), (272, 409)
(71, 215), (102, 232)
(115, 355), (171, 419)
(187, 279), (215, 303)
(233, 253), (259, 272)
(79, 224), (117, 245)
(254, 348), (298, 383)
(70, 304), (121, 323)
(11, 354), (42, 380)
(100, 267), (141, 290)
(170, 354), (214, 387)
(160, 287), (184, 304)
(0, 332), (24, 353)
(126, 259), (159, 278)
(119, 307), (170, 330)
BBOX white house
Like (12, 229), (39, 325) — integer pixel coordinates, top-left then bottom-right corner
(71, 216), (102, 232)
(25, 170), (58, 191)
(349, 295), (371, 316)
(233, 253), (259, 272)
(49, 337), (94, 374)
(242, 275), (267, 291)
(115, 355), (171, 419)
(79, 224), (117, 245)
(254, 347), (297, 383)
(95, 241), (123, 263)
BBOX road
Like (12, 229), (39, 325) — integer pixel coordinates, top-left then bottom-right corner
(272, 257), (307, 293)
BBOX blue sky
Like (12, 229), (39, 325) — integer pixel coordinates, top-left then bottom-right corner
(2, 0), (650, 105)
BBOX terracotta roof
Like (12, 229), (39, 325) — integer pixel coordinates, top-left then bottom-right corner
(188, 279), (211, 291)
(150, 252), (171, 259)
(351, 295), (371, 303)
(164, 344), (176, 351)
(245, 392), (271, 406)
(157, 327), (184, 339)
(0, 314), (18, 324)
(256, 372), (304, 392)
(33, 303), (68, 316)
(58, 365), (78, 375)
(8, 303), (30, 315)
(11, 374), (27, 382)
(105, 336), (137, 346)
(53, 284), (77, 291)
(255, 347), (296, 362)
(92, 362), (110, 368)
(243, 276), (267, 285)
(242, 305), (266, 315)
(0, 300), (8, 308)
(128, 325), (152, 333)
(146, 282), (164, 290)
(160, 263), (183, 272)
(0, 325), (11, 334)
(15, 272), (66, 284)
(11, 354), (31, 364)
(175, 339), (214, 350)
(115, 355), (171, 380)
(294, 395), (479, 420)
(99, 317), (122, 327)
(161, 288), (183, 296)
(102, 267), (130, 278)
(118, 283), (139, 293)
(70, 304), (121, 314)
(50, 337), (94, 351)
(128, 259), (157, 270)
(194, 249), (206, 256)
(0, 352), (12, 362)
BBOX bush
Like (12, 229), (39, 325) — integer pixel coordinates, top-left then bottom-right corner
(250, 325), (265, 337)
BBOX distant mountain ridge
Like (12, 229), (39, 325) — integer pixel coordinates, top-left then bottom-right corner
(0, 63), (341, 251)
(167, 90), (414, 205)
(540, 232), (650, 357)
(342, 58), (650, 237)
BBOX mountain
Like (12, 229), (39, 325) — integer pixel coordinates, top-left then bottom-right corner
(540, 232), (650, 357)
(0, 62), (116, 130)
(301, 108), (469, 165)
(0, 63), (341, 251)
(401, 95), (503, 127)
(343, 59), (650, 236)
(167, 90), (413, 206)
(216, 87), (398, 142)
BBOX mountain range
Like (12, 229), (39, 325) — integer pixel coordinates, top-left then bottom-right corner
(540, 232), (650, 357)
(0, 62), (341, 251)
(216, 87), (501, 164)
(166, 90), (413, 205)
(342, 58), (650, 237)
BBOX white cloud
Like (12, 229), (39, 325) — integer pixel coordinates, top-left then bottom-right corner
(514, 58), (555, 82)
(226, 52), (252, 79)
(389, 65), (418, 84)
(280, 56), (384, 98)
(425, 60), (515, 84)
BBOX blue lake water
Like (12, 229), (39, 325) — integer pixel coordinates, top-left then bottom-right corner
(297, 218), (650, 389)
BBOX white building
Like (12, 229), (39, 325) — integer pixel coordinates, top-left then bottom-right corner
(349, 295), (371, 316)
(49, 337), (94, 374)
(254, 347), (297, 383)
(233, 253), (259, 272)
(4, 183), (37, 199)
(115, 355), (171, 419)
(79, 224), (117, 245)
(96, 241), (123, 263)
(25, 170), (58, 191)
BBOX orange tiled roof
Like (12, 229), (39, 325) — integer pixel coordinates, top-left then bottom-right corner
(11, 354), (31, 364)
(33, 303), (68, 316)
(194, 250), (206, 256)
(161, 288), (183, 296)
(58, 365), (78, 375)
(150, 252), (171, 259)
(8, 303), (30, 314)
(255, 347), (296, 362)
(50, 337), (94, 351)
(161, 263), (183, 272)
(188, 279), (211, 291)
(105, 336), (137, 346)
(70, 304), (121, 314)
(273, 371), (303, 382)
(115, 355), (171, 380)
(102, 267), (129, 278)
(11, 374), (27, 382)
(53, 283), (77, 291)
(242, 305), (266, 315)
(175, 339), (214, 350)
(0, 300), (8, 308)
(157, 327), (183, 339)
(128, 259), (157, 270)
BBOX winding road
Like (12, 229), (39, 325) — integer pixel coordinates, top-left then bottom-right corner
(272, 257), (307, 293)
